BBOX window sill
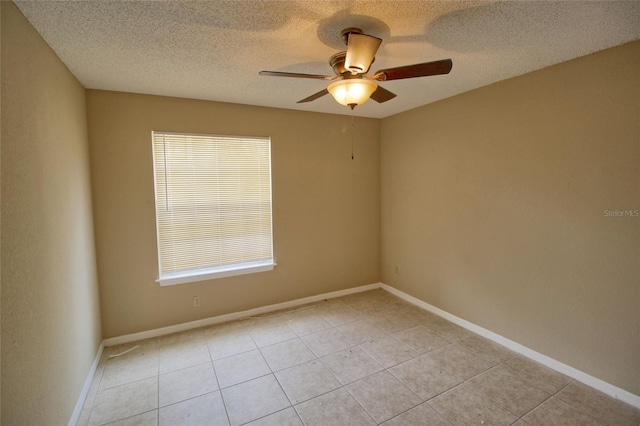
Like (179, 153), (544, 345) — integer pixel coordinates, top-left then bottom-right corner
(157, 260), (276, 286)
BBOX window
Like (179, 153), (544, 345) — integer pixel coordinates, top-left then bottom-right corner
(152, 131), (274, 286)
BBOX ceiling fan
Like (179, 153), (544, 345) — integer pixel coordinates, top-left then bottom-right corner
(259, 28), (453, 110)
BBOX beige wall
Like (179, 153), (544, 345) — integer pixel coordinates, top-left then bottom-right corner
(86, 91), (380, 338)
(381, 41), (640, 395)
(1, 2), (102, 424)
(2, 0), (636, 416)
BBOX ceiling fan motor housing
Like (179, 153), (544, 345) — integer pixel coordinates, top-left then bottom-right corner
(329, 52), (349, 76)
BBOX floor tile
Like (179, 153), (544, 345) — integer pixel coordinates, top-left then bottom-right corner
(339, 291), (378, 306)
(295, 387), (375, 426)
(320, 303), (363, 326)
(368, 312), (422, 333)
(393, 325), (451, 354)
(159, 391), (229, 426)
(83, 289), (639, 426)
(423, 317), (473, 341)
(503, 355), (571, 394)
(363, 299), (395, 311)
(275, 359), (341, 404)
(428, 382), (519, 425)
(104, 410), (158, 426)
(300, 327), (353, 357)
(347, 370), (422, 423)
(245, 317), (297, 347)
(423, 343), (495, 380)
(321, 346), (384, 385)
(214, 349), (271, 388)
(337, 320), (387, 345)
(158, 339), (211, 374)
(381, 401), (452, 426)
(259, 338), (316, 372)
(159, 362), (218, 407)
(468, 364), (550, 416)
(359, 334), (420, 368)
(398, 305), (441, 324)
(222, 374), (290, 426)
(389, 354), (462, 400)
(285, 309), (332, 336)
(90, 377), (158, 426)
(206, 327), (257, 360)
(457, 335), (515, 364)
(556, 382), (640, 426)
(245, 407), (303, 425)
(523, 397), (602, 426)
(101, 343), (158, 389)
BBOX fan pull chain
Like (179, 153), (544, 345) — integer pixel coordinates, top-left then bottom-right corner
(351, 113), (355, 160)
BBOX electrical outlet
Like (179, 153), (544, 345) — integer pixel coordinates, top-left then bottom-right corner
(193, 296), (200, 307)
(394, 265), (399, 274)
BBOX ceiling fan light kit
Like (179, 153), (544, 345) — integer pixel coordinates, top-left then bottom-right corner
(260, 27), (452, 110)
(328, 78), (378, 109)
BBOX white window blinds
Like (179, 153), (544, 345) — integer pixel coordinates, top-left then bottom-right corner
(152, 132), (274, 285)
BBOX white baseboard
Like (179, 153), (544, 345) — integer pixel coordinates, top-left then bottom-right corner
(68, 341), (104, 426)
(103, 282), (382, 347)
(380, 283), (640, 409)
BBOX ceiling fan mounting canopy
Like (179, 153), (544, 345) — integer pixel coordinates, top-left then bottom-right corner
(259, 27), (453, 109)
(340, 27), (363, 45)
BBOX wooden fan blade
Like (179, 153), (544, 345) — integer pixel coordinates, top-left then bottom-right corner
(370, 86), (397, 103)
(259, 70), (333, 80)
(297, 89), (329, 103)
(345, 33), (382, 74)
(373, 59), (452, 81)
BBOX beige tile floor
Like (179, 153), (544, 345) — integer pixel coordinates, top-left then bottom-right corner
(78, 289), (640, 426)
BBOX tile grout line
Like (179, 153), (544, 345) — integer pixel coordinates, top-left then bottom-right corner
(273, 309), (378, 424)
(331, 310), (516, 424)
(99, 409), (157, 426)
(278, 316), (336, 407)
(423, 348), (574, 426)
(205, 329), (232, 426)
(324, 306), (419, 424)
(457, 351), (574, 424)
(426, 398), (455, 425)
(516, 379), (576, 421)
(416, 340), (523, 424)
(250, 328), (302, 418)
(252, 311), (328, 425)
(340, 376), (387, 425)
(381, 352), (465, 425)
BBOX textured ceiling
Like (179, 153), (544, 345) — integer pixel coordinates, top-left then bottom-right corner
(15, 1), (640, 119)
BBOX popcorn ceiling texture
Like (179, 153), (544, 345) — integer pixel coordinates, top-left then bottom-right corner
(14, 0), (640, 118)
